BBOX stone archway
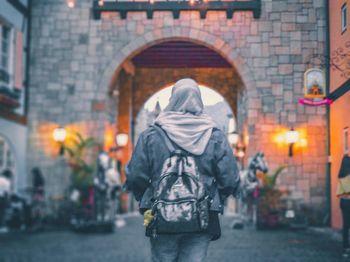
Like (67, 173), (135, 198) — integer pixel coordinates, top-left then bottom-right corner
(98, 28), (256, 95)
(97, 30), (257, 179)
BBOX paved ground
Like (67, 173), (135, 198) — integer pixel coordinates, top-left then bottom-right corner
(0, 216), (345, 262)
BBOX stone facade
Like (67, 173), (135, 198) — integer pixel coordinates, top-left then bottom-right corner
(28, 0), (328, 221)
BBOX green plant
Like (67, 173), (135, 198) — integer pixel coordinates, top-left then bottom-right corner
(258, 165), (287, 194)
(64, 132), (97, 195)
(257, 166), (287, 221)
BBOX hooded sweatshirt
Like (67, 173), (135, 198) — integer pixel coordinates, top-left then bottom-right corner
(154, 78), (217, 156)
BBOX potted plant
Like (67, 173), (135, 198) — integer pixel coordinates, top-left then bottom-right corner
(256, 166), (287, 229)
(64, 132), (97, 207)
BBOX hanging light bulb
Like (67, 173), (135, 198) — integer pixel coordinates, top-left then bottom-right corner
(67, 0), (75, 8)
(149, 0), (155, 4)
(98, 0), (104, 6)
(189, 0), (196, 6)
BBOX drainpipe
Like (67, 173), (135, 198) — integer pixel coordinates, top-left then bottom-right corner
(324, 0), (331, 227)
(24, 0), (32, 117)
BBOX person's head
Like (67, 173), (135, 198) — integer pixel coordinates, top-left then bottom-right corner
(164, 78), (203, 115)
(2, 169), (12, 179)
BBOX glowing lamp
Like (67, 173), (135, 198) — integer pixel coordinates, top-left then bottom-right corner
(227, 132), (239, 146)
(149, 0), (155, 4)
(98, 0), (104, 6)
(53, 127), (66, 155)
(53, 127), (67, 143)
(286, 128), (299, 157)
(286, 128), (299, 144)
(236, 149), (245, 159)
(116, 133), (128, 147)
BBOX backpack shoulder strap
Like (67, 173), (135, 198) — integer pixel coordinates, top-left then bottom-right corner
(152, 124), (176, 153)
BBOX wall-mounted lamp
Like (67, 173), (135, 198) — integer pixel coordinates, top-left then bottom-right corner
(110, 133), (129, 152)
(236, 147), (245, 159)
(53, 126), (67, 155)
(227, 131), (239, 146)
(116, 133), (128, 147)
(285, 127), (299, 157)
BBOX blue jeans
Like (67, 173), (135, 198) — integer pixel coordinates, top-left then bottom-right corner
(150, 233), (211, 262)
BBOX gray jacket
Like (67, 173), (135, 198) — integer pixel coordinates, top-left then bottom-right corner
(125, 126), (240, 213)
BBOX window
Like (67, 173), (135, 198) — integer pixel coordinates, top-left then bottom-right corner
(0, 23), (12, 87)
(342, 4), (347, 33)
(344, 127), (349, 155)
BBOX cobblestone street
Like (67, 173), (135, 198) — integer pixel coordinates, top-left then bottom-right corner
(0, 216), (342, 262)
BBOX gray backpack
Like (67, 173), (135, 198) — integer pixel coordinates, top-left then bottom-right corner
(151, 125), (213, 234)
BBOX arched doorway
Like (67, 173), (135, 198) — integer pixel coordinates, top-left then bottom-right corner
(107, 40), (247, 212)
(114, 40), (245, 142)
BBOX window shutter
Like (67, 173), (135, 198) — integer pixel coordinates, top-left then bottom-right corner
(14, 31), (23, 89)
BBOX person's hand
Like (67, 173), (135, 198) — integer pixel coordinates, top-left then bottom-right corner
(143, 209), (154, 226)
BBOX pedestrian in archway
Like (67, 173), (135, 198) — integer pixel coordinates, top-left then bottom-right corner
(126, 78), (240, 262)
(337, 155), (350, 258)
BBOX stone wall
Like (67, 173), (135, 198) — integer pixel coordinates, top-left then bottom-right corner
(28, 0), (328, 221)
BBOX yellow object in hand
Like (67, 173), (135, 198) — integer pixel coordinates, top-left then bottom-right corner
(143, 209), (154, 226)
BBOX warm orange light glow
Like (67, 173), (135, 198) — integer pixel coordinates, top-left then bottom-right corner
(273, 127), (308, 151)
(244, 134), (249, 146)
(149, 0), (155, 4)
(189, 0), (196, 6)
(104, 124), (115, 152)
(299, 138), (308, 147)
(98, 0), (104, 6)
(275, 133), (285, 144)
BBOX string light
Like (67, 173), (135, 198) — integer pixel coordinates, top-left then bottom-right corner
(67, 0), (75, 8)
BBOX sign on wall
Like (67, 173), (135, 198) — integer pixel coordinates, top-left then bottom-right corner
(304, 68), (325, 98)
(298, 68), (332, 106)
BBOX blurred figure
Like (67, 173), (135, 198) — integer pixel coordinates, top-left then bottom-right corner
(32, 167), (45, 201)
(0, 169), (12, 233)
(337, 155), (350, 258)
(28, 167), (46, 231)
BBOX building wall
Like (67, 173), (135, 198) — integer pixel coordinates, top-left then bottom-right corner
(329, 0), (350, 229)
(0, 0), (29, 191)
(0, 118), (28, 191)
(28, 0), (328, 221)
